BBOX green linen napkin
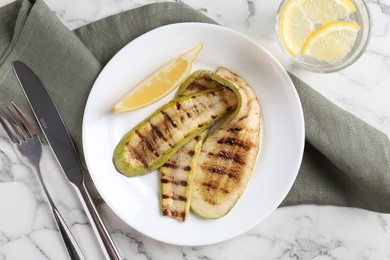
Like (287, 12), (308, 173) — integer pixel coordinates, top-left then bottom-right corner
(1, 0), (389, 212)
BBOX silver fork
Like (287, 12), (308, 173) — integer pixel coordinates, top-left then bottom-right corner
(0, 102), (85, 260)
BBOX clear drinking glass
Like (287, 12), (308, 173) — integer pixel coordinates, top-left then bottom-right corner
(276, 0), (371, 73)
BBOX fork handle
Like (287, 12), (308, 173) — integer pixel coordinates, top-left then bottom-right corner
(32, 165), (86, 260)
(53, 208), (85, 260)
(30, 165), (85, 260)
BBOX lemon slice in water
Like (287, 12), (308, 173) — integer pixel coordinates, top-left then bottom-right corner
(278, 0), (315, 57)
(301, 21), (360, 62)
(113, 43), (203, 114)
(298, 0), (356, 24)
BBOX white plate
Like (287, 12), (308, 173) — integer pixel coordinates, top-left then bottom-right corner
(82, 23), (304, 246)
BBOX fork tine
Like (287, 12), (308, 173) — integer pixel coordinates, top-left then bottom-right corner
(11, 102), (37, 137)
(0, 108), (19, 143)
(4, 105), (29, 142)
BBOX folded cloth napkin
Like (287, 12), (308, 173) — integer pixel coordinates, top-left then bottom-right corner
(1, 0), (389, 212)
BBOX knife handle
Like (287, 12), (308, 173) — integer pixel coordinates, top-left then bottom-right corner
(73, 179), (122, 260)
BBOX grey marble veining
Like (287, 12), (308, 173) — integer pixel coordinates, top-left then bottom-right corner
(1, 0), (390, 259)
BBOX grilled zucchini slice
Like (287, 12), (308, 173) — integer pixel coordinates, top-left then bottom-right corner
(113, 76), (239, 177)
(191, 67), (261, 219)
(159, 134), (206, 221)
(159, 71), (223, 221)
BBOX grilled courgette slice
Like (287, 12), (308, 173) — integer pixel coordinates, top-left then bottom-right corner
(190, 67), (261, 219)
(113, 74), (239, 177)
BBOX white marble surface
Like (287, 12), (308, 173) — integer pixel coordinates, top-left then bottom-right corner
(1, 0), (390, 259)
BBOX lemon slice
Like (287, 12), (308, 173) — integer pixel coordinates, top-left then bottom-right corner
(113, 43), (203, 113)
(278, 0), (314, 57)
(301, 21), (360, 62)
(297, 0), (356, 24)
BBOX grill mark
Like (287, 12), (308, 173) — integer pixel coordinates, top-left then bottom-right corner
(187, 82), (209, 92)
(200, 74), (212, 83)
(135, 130), (159, 157)
(207, 199), (217, 205)
(229, 127), (242, 133)
(161, 116), (174, 143)
(127, 146), (148, 168)
(209, 151), (245, 165)
(195, 135), (201, 141)
(209, 167), (224, 175)
(176, 103), (181, 110)
(188, 150), (195, 156)
(160, 178), (188, 187)
(227, 172), (239, 181)
(202, 182), (217, 190)
(163, 162), (178, 169)
(238, 115), (249, 121)
(161, 111), (177, 128)
(184, 75), (216, 94)
(193, 104), (199, 115)
(162, 209), (179, 217)
(161, 194), (188, 202)
(220, 187), (230, 194)
(187, 90), (219, 116)
(226, 106), (233, 112)
(217, 151), (229, 160)
(233, 154), (245, 165)
(184, 166), (191, 171)
(217, 137), (251, 151)
(178, 195), (187, 202)
(207, 166), (240, 181)
(161, 124), (174, 147)
(162, 208), (185, 220)
(150, 123), (166, 141)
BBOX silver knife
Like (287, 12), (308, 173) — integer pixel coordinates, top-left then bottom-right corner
(13, 61), (122, 260)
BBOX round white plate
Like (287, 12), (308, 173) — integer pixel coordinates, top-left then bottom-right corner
(82, 23), (304, 246)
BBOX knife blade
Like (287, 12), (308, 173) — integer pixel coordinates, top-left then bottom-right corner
(13, 61), (122, 260)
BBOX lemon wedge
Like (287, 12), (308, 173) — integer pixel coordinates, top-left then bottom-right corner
(278, 0), (314, 57)
(113, 43), (203, 114)
(297, 0), (356, 24)
(301, 21), (360, 62)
